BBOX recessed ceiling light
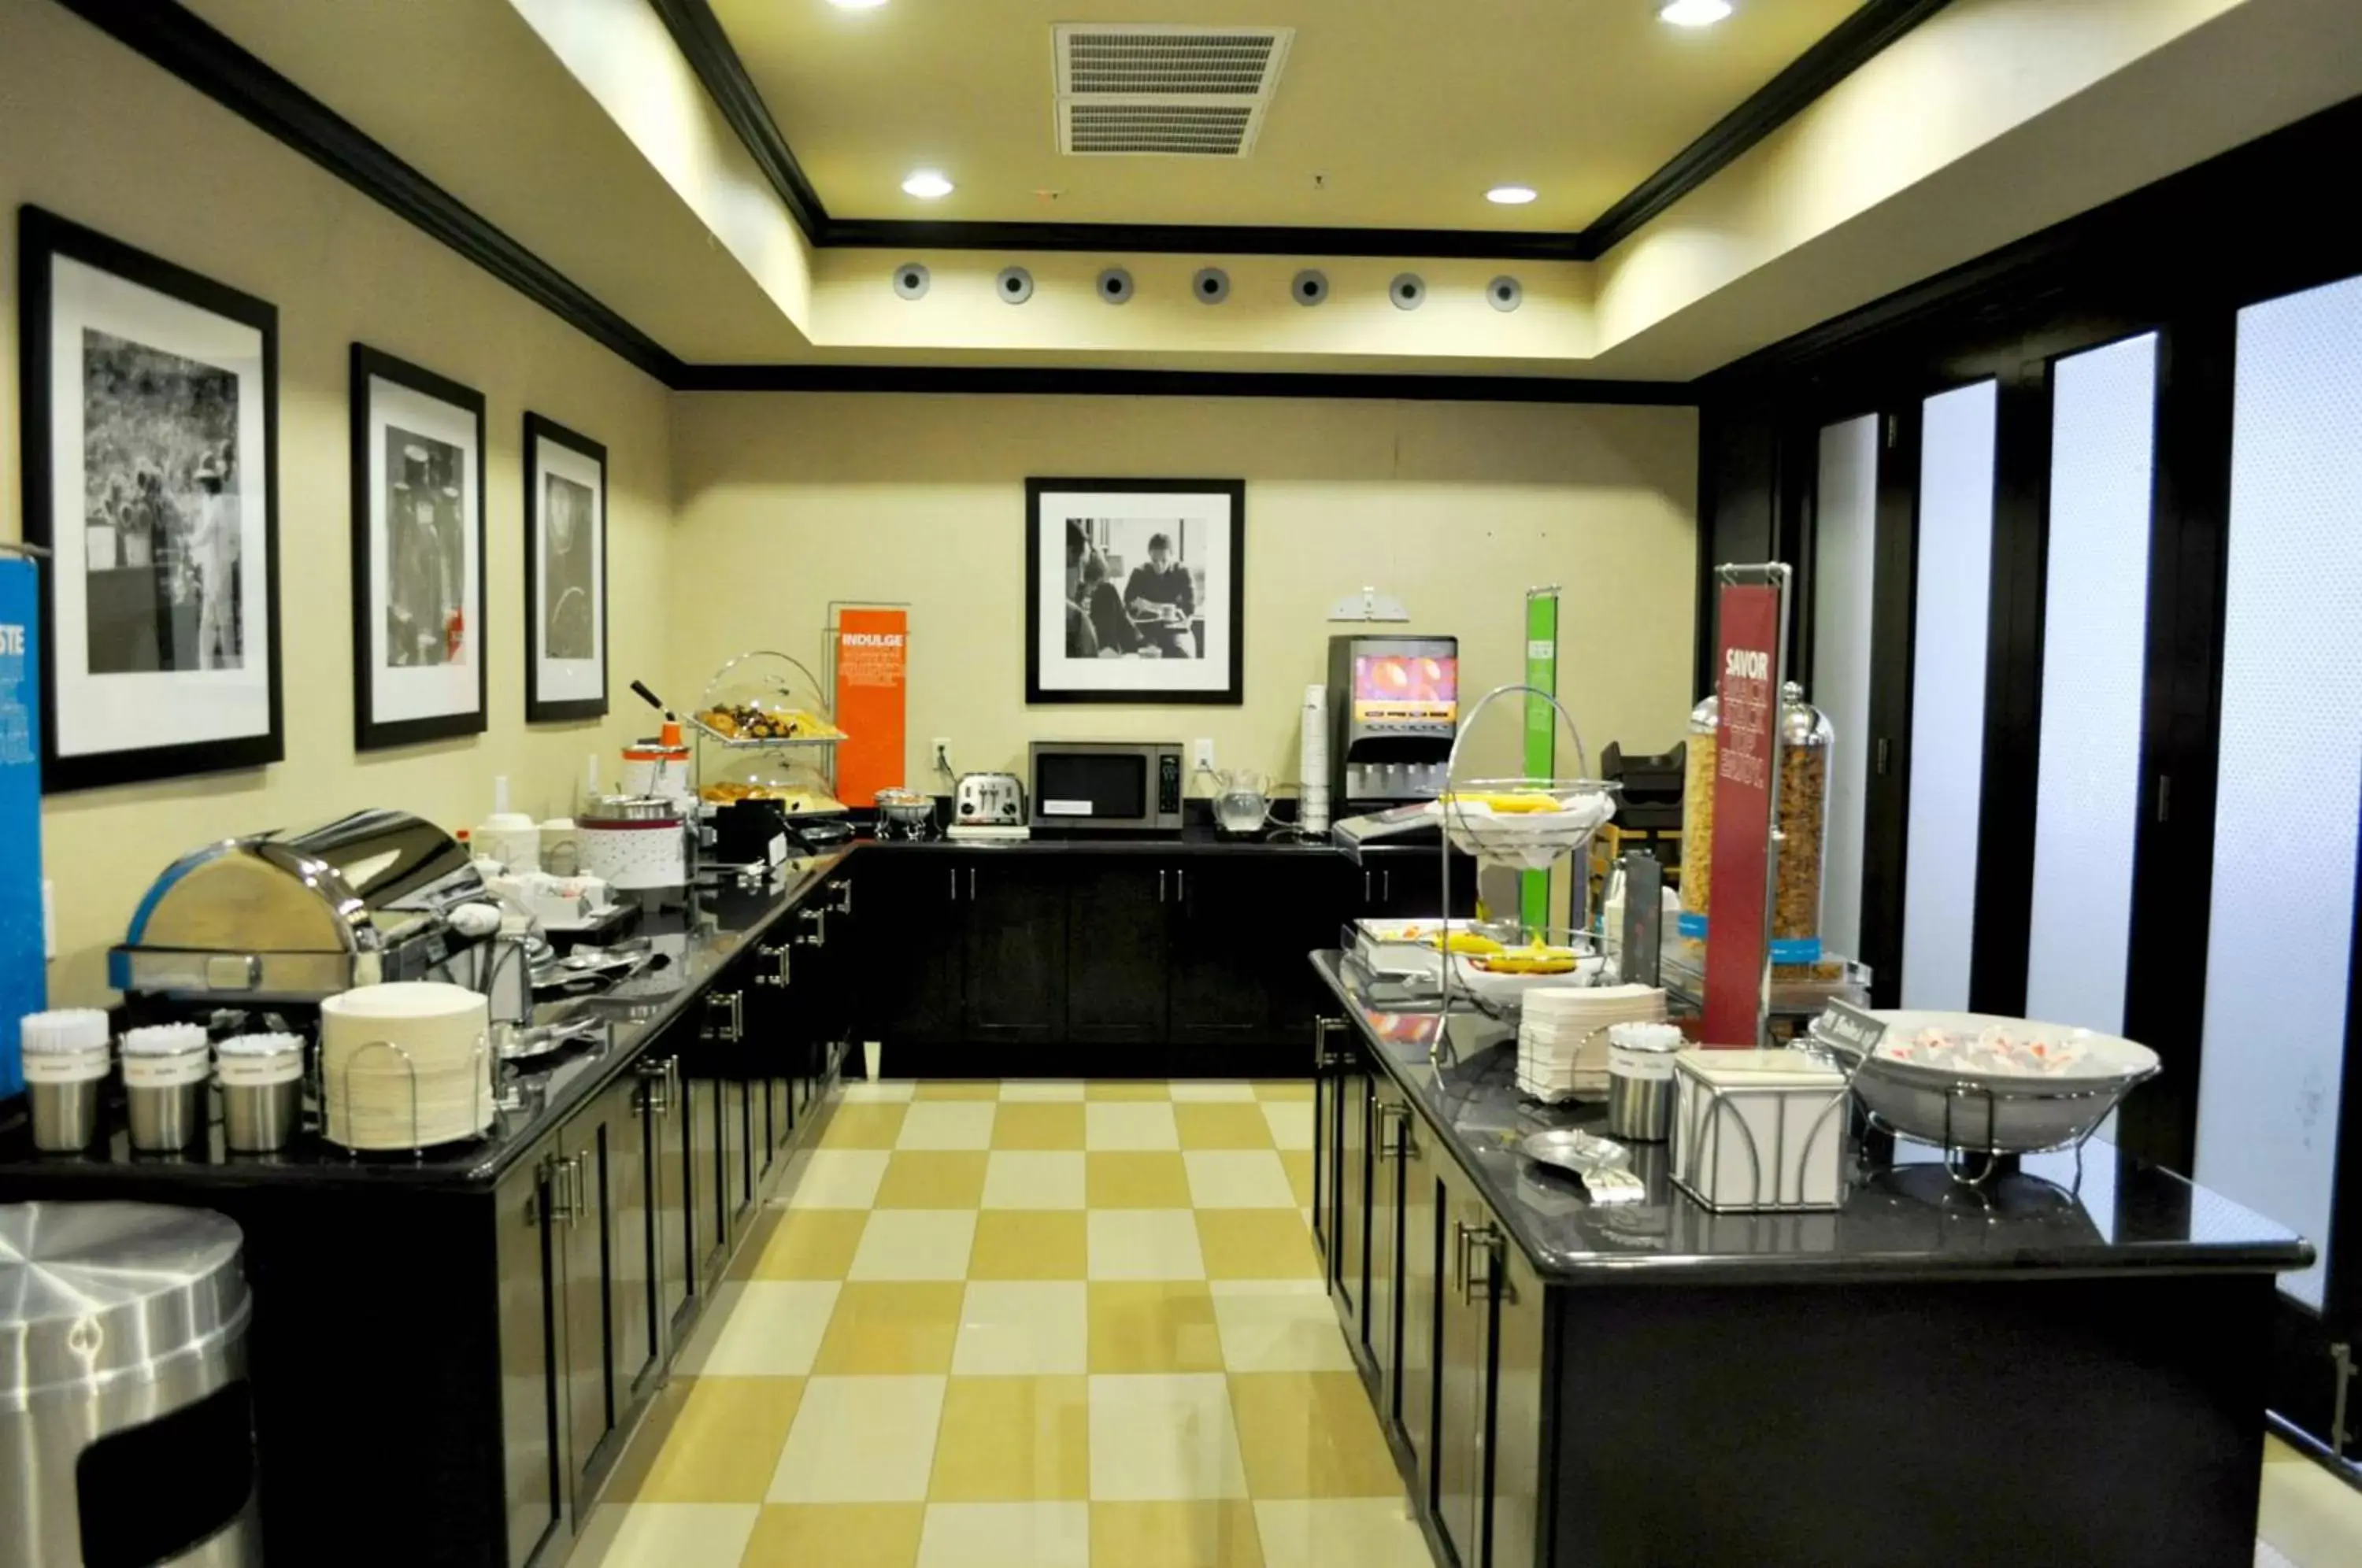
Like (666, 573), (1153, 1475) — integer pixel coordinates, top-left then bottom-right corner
(1486, 184), (1538, 205)
(1659, 0), (1734, 27)
(827, 0), (889, 10)
(901, 170), (953, 199)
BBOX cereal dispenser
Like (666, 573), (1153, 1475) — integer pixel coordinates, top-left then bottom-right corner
(1677, 693), (1718, 947)
(1772, 682), (1833, 964)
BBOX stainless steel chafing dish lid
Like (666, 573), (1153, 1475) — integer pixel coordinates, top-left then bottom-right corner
(109, 809), (487, 1000)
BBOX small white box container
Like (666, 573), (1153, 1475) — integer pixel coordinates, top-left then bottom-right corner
(1671, 1048), (1849, 1212)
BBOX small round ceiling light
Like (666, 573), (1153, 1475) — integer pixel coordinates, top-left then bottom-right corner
(1485, 184), (1538, 206)
(1193, 267), (1231, 304)
(1292, 269), (1329, 307)
(890, 261), (930, 300)
(1390, 273), (1426, 311)
(996, 266), (1034, 305)
(900, 169), (953, 200)
(1097, 267), (1134, 304)
(1487, 276), (1523, 312)
(827, 0), (890, 10)
(1659, 0), (1734, 28)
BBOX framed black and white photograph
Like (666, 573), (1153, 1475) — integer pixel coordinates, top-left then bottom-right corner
(523, 413), (607, 723)
(1025, 477), (1244, 704)
(17, 206), (282, 792)
(350, 345), (487, 749)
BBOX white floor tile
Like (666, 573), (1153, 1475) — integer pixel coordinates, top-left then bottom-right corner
(1168, 1081), (1258, 1102)
(1087, 1100), (1182, 1151)
(1000, 1080), (1087, 1101)
(2260, 1437), (2362, 1568)
(896, 1100), (998, 1150)
(785, 1149), (891, 1209)
(1254, 1500), (1432, 1568)
(981, 1151), (1087, 1211)
(1209, 1280), (1357, 1373)
(1183, 1150), (1298, 1209)
(768, 1375), (946, 1503)
(1087, 1209), (1206, 1281)
(848, 1210), (977, 1281)
(2257, 1541), (2298, 1568)
(676, 1281), (840, 1376)
(839, 1078), (918, 1104)
(953, 1281), (1090, 1374)
(1261, 1100), (1314, 1151)
(916, 1502), (1090, 1568)
(1087, 1373), (1248, 1500)
(572, 1503), (760, 1568)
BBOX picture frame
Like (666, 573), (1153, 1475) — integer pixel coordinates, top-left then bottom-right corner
(1025, 477), (1245, 705)
(350, 344), (487, 749)
(522, 412), (608, 723)
(17, 205), (283, 793)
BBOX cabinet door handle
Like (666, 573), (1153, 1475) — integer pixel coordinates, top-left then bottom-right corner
(706, 990), (744, 1043)
(1382, 867), (1391, 902)
(1313, 1015), (1349, 1073)
(1461, 1222), (1503, 1306)
(968, 867), (978, 900)
(638, 1058), (672, 1115)
(1364, 868), (1374, 901)
(950, 867), (960, 902)
(833, 879), (855, 916)
(547, 1154), (585, 1228)
(1159, 869), (1168, 903)
(1450, 1219), (1470, 1295)
(1176, 867), (1187, 901)
(757, 941), (790, 989)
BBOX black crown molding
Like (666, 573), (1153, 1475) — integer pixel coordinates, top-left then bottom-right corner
(46, 0), (687, 386)
(655, 0), (1955, 263)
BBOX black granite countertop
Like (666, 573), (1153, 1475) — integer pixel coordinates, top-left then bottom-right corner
(1312, 951), (2313, 1286)
(0, 856), (850, 1193)
(861, 829), (1449, 857)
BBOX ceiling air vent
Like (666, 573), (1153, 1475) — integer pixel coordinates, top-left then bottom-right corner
(1053, 24), (1294, 157)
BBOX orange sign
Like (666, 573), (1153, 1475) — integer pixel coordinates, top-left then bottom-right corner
(834, 608), (908, 807)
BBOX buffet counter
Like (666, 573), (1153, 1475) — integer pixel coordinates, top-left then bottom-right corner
(1309, 949), (2312, 1567)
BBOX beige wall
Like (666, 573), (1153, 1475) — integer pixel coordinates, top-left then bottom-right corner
(668, 393), (1697, 793)
(1, 0), (676, 1004)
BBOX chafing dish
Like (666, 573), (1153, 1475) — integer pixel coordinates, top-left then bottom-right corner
(110, 810), (491, 1002)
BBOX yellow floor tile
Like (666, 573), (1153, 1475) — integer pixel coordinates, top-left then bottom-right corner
(822, 1103), (910, 1149)
(813, 1282), (968, 1374)
(849, 1211), (976, 1282)
(1091, 1501), (1267, 1568)
(573, 1502), (760, 1568)
(742, 1503), (924, 1568)
(613, 1376), (805, 1503)
(969, 1211), (1090, 1281)
(1252, 1080), (1316, 1101)
(915, 1080), (1001, 1100)
(1087, 1080), (1172, 1100)
(1279, 1150), (1315, 1209)
(1228, 1372), (1405, 1500)
(746, 1208), (870, 1281)
(726, 1207), (783, 1281)
(930, 1375), (1091, 1501)
(874, 1151), (990, 1209)
(1196, 1211), (1322, 1281)
(1088, 1281), (1226, 1374)
(1087, 1151), (1194, 1208)
(992, 1102), (1087, 1150)
(1175, 1102), (1279, 1150)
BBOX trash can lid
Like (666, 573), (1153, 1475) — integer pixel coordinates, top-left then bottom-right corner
(0, 1202), (250, 1411)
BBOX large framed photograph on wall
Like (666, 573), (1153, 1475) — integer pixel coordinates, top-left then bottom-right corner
(523, 413), (607, 723)
(1026, 477), (1244, 704)
(350, 345), (487, 749)
(17, 206), (283, 792)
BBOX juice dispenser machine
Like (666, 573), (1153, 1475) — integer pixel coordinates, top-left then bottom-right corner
(1327, 634), (1459, 809)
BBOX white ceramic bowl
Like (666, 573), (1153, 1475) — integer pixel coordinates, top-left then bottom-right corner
(1823, 1009), (2160, 1155)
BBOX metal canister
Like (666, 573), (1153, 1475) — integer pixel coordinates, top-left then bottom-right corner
(20, 1011), (113, 1154)
(1606, 1023), (1686, 1143)
(121, 1025), (211, 1154)
(214, 1034), (305, 1154)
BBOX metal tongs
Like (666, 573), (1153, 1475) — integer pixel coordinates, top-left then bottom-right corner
(1518, 1127), (1647, 1205)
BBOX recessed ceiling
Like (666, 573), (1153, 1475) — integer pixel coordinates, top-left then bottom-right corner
(709, 0), (1867, 231)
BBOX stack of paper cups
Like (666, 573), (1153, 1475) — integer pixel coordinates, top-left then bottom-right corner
(20, 1009), (113, 1152)
(1300, 683), (1331, 834)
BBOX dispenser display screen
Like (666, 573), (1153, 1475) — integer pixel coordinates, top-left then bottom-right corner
(1353, 653), (1457, 726)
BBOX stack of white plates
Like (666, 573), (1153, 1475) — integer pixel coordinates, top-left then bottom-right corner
(1517, 984), (1668, 1104)
(320, 982), (494, 1150)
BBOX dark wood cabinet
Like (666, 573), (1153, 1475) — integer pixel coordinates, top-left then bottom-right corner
(1435, 1164), (1496, 1568)
(1355, 851), (1475, 920)
(553, 1072), (653, 1506)
(496, 1150), (563, 1568)
(1365, 1084), (1409, 1421)
(639, 1051), (693, 1352)
(857, 852), (966, 1047)
(962, 857), (1068, 1045)
(1066, 860), (1172, 1044)
(1168, 858), (1276, 1048)
(1396, 1096), (1444, 1490)
(1489, 1243), (1546, 1568)
(1314, 1022), (1372, 1346)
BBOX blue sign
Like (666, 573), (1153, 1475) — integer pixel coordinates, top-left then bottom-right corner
(0, 553), (44, 1100)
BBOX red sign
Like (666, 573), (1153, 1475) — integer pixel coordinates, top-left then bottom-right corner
(833, 608), (908, 807)
(1701, 584), (1779, 1046)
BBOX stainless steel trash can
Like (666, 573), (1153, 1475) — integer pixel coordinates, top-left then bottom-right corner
(1, 1202), (261, 1567)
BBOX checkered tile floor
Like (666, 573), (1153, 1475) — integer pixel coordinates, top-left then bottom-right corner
(574, 1078), (1436, 1568)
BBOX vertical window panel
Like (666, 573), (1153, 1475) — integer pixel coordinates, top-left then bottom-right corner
(2197, 274), (2362, 1309)
(1812, 416), (1880, 960)
(2025, 334), (2159, 1037)
(1901, 380), (1999, 1011)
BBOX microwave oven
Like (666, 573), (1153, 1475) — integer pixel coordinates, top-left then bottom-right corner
(1030, 741), (1186, 833)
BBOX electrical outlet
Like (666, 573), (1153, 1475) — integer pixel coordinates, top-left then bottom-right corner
(931, 738), (953, 776)
(1194, 738), (1216, 775)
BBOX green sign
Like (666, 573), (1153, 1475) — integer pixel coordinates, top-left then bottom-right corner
(1520, 590), (1558, 934)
